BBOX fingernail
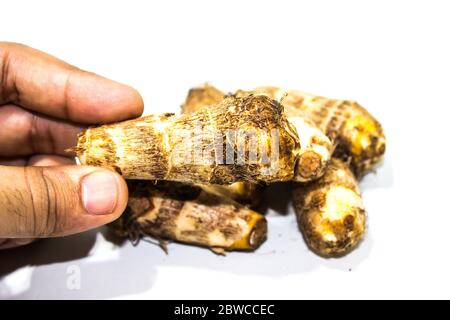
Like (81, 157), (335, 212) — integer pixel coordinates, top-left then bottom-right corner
(81, 171), (119, 215)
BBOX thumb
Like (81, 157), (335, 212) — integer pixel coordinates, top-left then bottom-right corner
(0, 165), (128, 238)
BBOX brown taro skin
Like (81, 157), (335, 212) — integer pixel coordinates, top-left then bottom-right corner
(182, 84), (385, 178)
(76, 94), (301, 184)
(248, 87), (386, 178)
(181, 84), (225, 114)
(181, 85), (332, 182)
(110, 181), (267, 252)
(199, 182), (264, 208)
(181, 85), (264, 207)
(293, 158), (366, 257)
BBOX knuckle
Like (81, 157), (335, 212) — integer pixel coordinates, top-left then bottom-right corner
(25, 113), (57, 155)
(24, 167), (75, 237)
(24, 167), (56, 236)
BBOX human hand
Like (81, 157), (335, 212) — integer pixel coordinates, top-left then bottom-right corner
(0, 43), (143, 249)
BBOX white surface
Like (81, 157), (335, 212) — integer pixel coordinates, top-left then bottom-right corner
(0, 0), (449, 299)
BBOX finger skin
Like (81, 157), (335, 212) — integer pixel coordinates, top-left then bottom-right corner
(28, 155), (76, 166)
(0, 157), (27, 166)
(0, 238), (35, 249)
(0, 156), (74, 249)
(0, 165), (128, 238)
(0, 42), (144, 124)
(0, 155), (75, 166)
(0, 104), (84, 156)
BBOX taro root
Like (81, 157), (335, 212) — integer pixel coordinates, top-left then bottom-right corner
(76, 94), (326, 184)
(181, 85), (265, 206)
(176, 84), (333, 206)
(244, 87), (386, 178)
(293, 158), (366, 257)
(110, 181), (267, 253)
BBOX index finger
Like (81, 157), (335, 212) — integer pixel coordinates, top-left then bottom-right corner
(0, 42), (144, 124)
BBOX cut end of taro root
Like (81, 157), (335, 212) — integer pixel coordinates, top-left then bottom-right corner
(232, 215), (267, 250)
(295, 150), (325, 182)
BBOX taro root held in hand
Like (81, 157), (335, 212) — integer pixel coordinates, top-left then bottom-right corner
(293, 158), (366, 257)
(110, 181), (267, 252)
(77, 94), (314, 184)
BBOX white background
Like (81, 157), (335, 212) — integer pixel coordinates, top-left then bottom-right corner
(0, 0), (449, 299)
